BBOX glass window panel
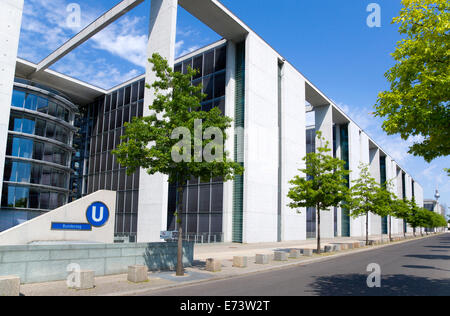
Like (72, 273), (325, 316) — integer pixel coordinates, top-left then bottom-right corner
(107, 151), (113, 170)
(29, 189), (39, 209)
(182, 59), (192, 75)
(202, 102), (213, 112)
(131, 83), (138, 103)
(4, 160), (12, 182)
(49, 192), (58, 209)
(40, 192), (49, 209)
(125, 192), (132, 213)
(204, 51), (214, 75)
(64, 109), (70, 122)
(215, 98), (225, 115)
(36, 97), (48, 113)
(174, 64), (182, 73)
(7, 185), (15, 207)
(126, 173), (133, 190)
(109, 111), (116, 130)
(215, 46), (227, 71)
(187, 214), (197, 234)
(102, 133), (108, 152)
(108, 132), (114, 151)
(198, 214), (210, 234)
(48, 102), (57, 117)
(20, 138), (33, 159)
(58, 194), (66, 207)
(132, 191), (139, 214)
(104, 95), (111, 113)
(12, 90), (25, 108)
(33, 142), (43, 160)
(43, 144), (53, 163)
(17, 162), (31, 183)
(188, 186), (198, 213)
(35, 119), (46, 137)
(112, 171), (119, 191)
(138, 80), (145, 100)
(116, 108), (122, 128)
(10, 115), (22, 132)
(199, 185), (210, 213)
(30, 164), (41, 184)
(15, 187), (29, 208)
(123, 106), (130, 124)
(46, 123), (55, 139)
(138, 101), (143, 117)
(57, 105), (64, 120)
(203, 76), (213, 101)
(111, 92), (117, 111)
(41, 168), (51, 186)
(125, 86), (131, 105)
(117, 192), (125, 214)
(130, 103), (137, 119)
(193, 55), (203, 79)
(25, 94), (37, 111)
(99, 172), (106, 189)
(211, 183), (223, 213)
(133, 170), (139, 189)
(117, 88), (124, 108)
(210, 214), (222, 233)
(119, 169), (126, 190)
(9, 161), (18, 182)
(214, 72), (226, 98)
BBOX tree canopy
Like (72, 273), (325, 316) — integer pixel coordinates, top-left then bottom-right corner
(374, 0), (450, 163)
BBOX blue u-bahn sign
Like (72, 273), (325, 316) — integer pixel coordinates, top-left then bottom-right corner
(51, 202), (110, 231)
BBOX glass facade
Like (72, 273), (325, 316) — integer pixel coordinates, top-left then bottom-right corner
(1, 81), (76, 232)
(77, 79), (145, 241)
(168, 44), (227, 243)
(339, 124), (350, 237)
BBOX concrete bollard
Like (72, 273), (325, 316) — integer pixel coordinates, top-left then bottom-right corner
(233, 256), (248, 268)
(128, 265), (148, 283)
(340, 244), (348, 250)
(69, 270), (95, 290)
(332, 245), (341, 252)
(347, 243), (354, 249)
(302, 249), (313, 256)
(255, 254), (269, 264)
(274, 251), (288, 261)
(353, 242), (360, 249)
(368, 240), (376, 246)
(289, 249), (302, 259)
(359, 242), (365, 247)
(0, 276), (20, 296)
(206, 258), (222, 272)
(324, 246), (333, 253)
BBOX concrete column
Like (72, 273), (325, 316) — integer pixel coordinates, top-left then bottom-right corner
(0, 0), (24, 198)
(222, 41), (236, 243)
(137, 0), (178, 243)
(369, 148), (381, 236)
(314, 104), (333, 239)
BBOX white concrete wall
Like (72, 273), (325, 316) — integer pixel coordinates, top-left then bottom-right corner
(315, 105), (334, 239)
(242, 33), (279, 243)
(137, 0), (177, 243)
(280, 63), (306, 241)
(0, 191), (116, 246)
(222, 41), (236, 243)
(0, 0), (24, 198)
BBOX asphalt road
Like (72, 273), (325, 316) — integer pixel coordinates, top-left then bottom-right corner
(145, 233), (450, 296)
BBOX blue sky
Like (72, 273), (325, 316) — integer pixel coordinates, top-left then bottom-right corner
(18, 0), (449, 216)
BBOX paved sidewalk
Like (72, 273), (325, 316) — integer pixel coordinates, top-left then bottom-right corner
(19, 233), (438, 296)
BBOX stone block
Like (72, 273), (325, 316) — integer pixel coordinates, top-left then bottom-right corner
(127, 265), (148, 283)
(332, 245), (341, 252)
(69, 270), (95, 290)
(302, 249), (313, 256)
(340, 244), (348, 250)
(289, 249), (301, 259)
(347, 243), (354, 249)
(232, 256), (248, 268)
(255, 254), (269, 264)
(274, 252), (288, 261)
(353, 242), (360, 249)
(0, 276), (20, 296)
(324, 246), (333, 253)
(206, 258), (221, 272)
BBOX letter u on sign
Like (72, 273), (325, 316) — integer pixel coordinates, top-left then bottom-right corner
(86, 202), (110, 227)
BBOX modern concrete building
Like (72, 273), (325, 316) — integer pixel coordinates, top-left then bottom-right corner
(0, 0), (424, 244)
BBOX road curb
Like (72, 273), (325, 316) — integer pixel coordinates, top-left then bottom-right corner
(107, 233), (446, 296)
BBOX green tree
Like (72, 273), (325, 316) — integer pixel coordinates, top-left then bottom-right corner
(113, 53), (243, 276)
(287, 132), (350, 254)
(390, 197), (411, 238)
(374, 0), (450, 163)
(348, 163), (392, 245)
(407, 198), (423, 236)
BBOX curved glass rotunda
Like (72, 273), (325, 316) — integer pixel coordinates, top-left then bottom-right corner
(0, 79), (78, 231)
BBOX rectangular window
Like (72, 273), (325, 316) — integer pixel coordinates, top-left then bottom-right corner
(138, 80), (145, 100)
(12, 90), (25, 108)
(204, 51), (214, 76)
(21, 118), (35, 135)
(215, 46), (227, 72)
(125, 86), (131, 105)
(203, 76), (213, 101)
(193, 55), (203, 79)
(214, 72), (226, 98)
(25, 94), (37, 111)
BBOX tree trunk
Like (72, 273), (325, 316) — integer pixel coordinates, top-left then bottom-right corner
(366, 211), (369, 246)
(176, 185), (184, 277)
(317, 204), (321, 254)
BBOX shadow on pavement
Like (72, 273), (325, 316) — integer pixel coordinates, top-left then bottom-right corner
(308, 274), (450, 296)
(402, 265), (450, 272)
(404, 254), (450, 260)
(424, 246), (450, 249)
